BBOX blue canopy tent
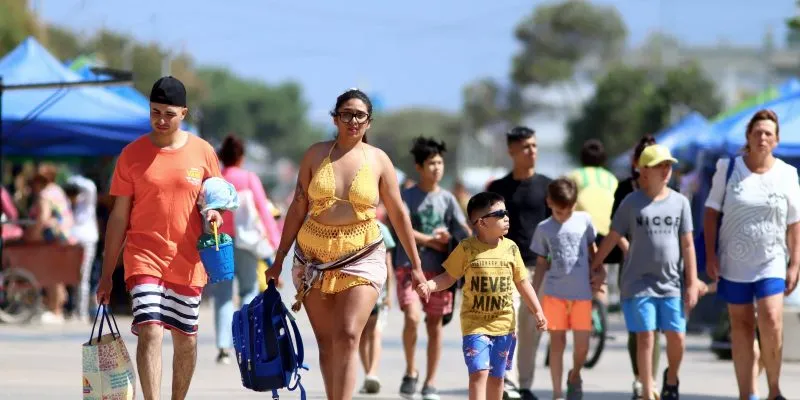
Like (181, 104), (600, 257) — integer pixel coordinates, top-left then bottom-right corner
(611, 112), (708, 176)
(718, 90), (800, 158)
(0, 38), (149, 157)
(72, 63), (197, 133)
(778, 77), (800, 94)
(694, 79), (800, 156)
(74, 64), (150, 109)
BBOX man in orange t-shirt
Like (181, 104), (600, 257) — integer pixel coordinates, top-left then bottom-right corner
(96, 76), (223, 400)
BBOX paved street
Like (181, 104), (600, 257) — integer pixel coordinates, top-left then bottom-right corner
(2, 276), (800, 399)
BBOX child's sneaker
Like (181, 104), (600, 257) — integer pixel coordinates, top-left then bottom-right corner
(503, 378), (521, 400)
(566, 371), (583, 400)
(215, 349), (231, 365)
(519, 388), (539, 400)
(631, 380), (643, 399)
(360, 375), (381, 394)
(660, 368), (679, 399)
(632, 380), (660, 400)
(421, 385), (440, 400)
(399, 373), (418, 399)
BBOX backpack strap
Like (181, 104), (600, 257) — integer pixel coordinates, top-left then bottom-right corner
(283, 311), (308, 400)
(239, 302), (253, 389)
(720, 156), (736, 209)
(714, 157), (737, 253)
(287, 313), (306, 368)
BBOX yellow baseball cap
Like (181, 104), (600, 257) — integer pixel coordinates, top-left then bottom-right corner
(638, 144), (678, 168)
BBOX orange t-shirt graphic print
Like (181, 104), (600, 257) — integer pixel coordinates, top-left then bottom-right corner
(110, 135), (222, 287)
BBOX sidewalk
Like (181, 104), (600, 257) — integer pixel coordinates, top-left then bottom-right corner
(1, 280), (799, 399)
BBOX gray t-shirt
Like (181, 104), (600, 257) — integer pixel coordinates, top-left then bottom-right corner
(611, 189), (693, 299)
(530, 211), (595, 300)
(395, 186), (469, 273)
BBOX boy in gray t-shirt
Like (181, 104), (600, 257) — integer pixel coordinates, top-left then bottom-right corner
(593, 144), (701, 400)
(394, 137), (470, 398)
(530, 178), (598, 399)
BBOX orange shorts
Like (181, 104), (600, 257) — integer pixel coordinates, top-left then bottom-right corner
(542, 295), (592, 331)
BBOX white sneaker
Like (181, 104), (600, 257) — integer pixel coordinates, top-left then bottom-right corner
(631, 380), (659, 400)
(40, 311), (65, 325)
(361, 375), (381, 394)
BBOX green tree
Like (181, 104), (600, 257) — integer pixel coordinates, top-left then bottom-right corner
(195, 67), (323, 161)
(638, 62), (722, 135)
(461, 78), (526, 130)
(566, 65), (653, 160)
(511, 0), (627, 87)
(466, 0), (628, 139)
(0, 0), (41, 56)
(43, 25), (84, 61)
(566, 62), (722, 162)
(788, 0), (800, 48)
(366, 108), (462, 176)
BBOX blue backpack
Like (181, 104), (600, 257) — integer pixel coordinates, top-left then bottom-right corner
(232, 280), (308, 399)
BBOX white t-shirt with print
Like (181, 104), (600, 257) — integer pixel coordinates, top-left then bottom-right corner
(705, 156), (800, 282)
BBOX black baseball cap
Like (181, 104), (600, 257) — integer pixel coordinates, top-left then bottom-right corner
(150, 76), (187, 107)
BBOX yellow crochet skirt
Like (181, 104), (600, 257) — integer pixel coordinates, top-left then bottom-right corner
(296, 218), (381, 294)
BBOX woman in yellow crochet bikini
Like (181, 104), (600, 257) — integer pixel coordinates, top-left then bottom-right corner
(265, 89), (426, 400)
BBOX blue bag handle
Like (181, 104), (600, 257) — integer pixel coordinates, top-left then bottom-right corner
(88, 305), (121, 344)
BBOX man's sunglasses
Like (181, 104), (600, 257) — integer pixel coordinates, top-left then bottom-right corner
(473, 209), (509, 225)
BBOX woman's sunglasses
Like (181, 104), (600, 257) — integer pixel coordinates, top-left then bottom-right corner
(473, 209), (509, 225)
(335, 111), (370, 124)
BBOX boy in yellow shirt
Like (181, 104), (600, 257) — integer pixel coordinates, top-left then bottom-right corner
(416, 192), (547, 400)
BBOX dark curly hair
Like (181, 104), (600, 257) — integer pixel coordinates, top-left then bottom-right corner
(218, 134), (245, 167)
(409, 136), (447, 166)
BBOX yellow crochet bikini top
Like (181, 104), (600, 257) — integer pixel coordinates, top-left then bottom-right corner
(307, 143), (378, 221)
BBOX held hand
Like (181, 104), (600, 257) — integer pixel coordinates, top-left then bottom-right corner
(96, 276), (113, 305)
(433, 227), (451, 244)
(534, 311), (548, 331)
(206, 209), (223, 228)
(589, 259), (602, 273)
(415, 282), (432, 301)
(590, 267), (607, 290)
(411, 268), (430, 302)
(684, 282), (701, 313)
(592, 283), (607, 296)
(697, 281), (710, 297)
(786, 264), (800, 296)
(706, 254), (720, 281)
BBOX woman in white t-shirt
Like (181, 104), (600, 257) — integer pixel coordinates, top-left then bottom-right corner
(704, 109), (800, 400)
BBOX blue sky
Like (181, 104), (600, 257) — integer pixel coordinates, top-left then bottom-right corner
(36, 0), (795, 123)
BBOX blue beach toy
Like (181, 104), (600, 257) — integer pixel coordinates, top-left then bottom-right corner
(197, 222), (234, 283)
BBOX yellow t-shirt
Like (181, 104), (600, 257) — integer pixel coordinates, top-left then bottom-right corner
(567, 167), (618, 236)
(443, 237), (528, 336)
